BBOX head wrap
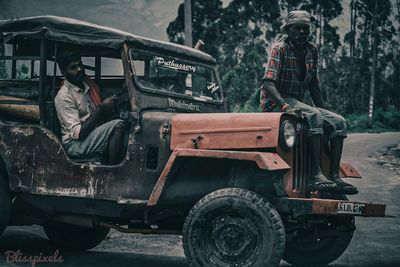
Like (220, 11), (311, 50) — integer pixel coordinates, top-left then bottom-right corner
(57, 49), (81, 70)
(281, 10), (311, 32)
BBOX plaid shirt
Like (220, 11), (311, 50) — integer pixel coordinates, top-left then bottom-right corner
(260, 37), (319, 111)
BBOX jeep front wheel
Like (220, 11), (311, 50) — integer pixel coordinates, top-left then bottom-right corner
(44, 222), (110, 251)
(183, 188), (285, 267)
(0, 174), (11, 237)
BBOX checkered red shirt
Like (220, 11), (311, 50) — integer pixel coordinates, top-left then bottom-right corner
(260, 37), (319, 111)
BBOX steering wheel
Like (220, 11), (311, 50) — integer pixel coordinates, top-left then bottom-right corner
(114, 90), (129, 108)
(109, 90), (130, 122)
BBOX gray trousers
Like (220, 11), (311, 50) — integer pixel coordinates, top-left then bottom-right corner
(286, 98), (347, 139)
(65, 119), (123, 158)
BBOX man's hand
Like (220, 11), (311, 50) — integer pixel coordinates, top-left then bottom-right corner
(78, 96), (117, 140)
(284, 107), (304, 119)
(261, 80), (287, 111)
(99, 95), (118, 112)
(281, 104), (295, 114)
(284, 108), (297, 116)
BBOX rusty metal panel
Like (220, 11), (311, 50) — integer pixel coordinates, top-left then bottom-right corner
(363, 202), (386, 216)
(147, 150), (178, 206)
(170, 112), (282, 150)
(311, 198), (339, 215)
(0, 125), (39, 192)
(147, 148), (290, 206)
(172, 149), (290, 170)
(340, 162), (362, 178)
(0, 124), (149, 201)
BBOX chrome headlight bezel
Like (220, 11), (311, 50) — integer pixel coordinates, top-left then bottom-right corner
(280, 120), (296, 149)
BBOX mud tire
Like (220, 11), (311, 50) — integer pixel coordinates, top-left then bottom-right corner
(44, 222), (110, 251)
(183, 188), (285, 267)
(0, 174), (11, 237)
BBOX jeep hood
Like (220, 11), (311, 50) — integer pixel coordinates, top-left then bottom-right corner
(170, 113), (283, 150)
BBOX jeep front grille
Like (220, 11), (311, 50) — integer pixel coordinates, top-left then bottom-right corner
(292, 123), (310, 192)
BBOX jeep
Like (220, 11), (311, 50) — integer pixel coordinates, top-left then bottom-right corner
(0, 16), (385, 267)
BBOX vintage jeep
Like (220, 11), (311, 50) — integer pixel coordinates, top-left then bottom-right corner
(0, 16), (385, 267)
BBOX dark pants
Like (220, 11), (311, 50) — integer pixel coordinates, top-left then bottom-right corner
(285, 98), (347, 139)
(65, 119), (123, 157)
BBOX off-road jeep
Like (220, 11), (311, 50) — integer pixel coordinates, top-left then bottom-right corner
(0, 16), (386, 267)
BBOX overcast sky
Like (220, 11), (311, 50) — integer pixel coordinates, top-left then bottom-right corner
(0, 0), (184, 40)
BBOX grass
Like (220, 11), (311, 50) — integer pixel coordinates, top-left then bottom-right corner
(346, 106), (400, 133)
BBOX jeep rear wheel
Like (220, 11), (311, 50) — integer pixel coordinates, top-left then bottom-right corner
(283, 215), (355, 267)
(0, 174), (11, 237)
(44, 222), (110, 251)
(183, 188), (285, 267)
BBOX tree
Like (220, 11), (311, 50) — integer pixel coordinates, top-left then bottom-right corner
(167, 0), (224, 60)
(351, 0), (395, 114)
(167, 0), (281, 111)
(167, 0), (399, 115)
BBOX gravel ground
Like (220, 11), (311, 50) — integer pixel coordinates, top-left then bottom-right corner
(373, 144), (400, 176)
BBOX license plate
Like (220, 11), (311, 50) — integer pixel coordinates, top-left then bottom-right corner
(337, 202), (365, 215)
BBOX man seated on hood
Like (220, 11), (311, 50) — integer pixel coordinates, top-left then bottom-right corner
(260, 10), (357, 194)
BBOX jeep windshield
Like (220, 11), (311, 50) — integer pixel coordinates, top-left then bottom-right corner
(129, 50), (222, 102)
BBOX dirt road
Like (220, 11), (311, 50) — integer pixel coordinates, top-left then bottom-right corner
(1, 132), (399, 267)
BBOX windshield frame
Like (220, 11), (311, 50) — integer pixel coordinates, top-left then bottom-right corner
(128, 48), (224, 104)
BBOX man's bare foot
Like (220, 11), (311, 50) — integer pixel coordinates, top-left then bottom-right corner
(329, 174), (358, 195)
(308, 172), (337, 192)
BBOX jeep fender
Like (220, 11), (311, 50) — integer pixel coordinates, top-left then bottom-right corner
(147, 148), (290, 206)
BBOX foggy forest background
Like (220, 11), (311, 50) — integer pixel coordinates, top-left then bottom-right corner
(1, 0), (399, 132)
(167, 0), (400, 132)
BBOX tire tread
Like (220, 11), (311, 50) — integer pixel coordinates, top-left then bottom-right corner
(183, 188), (285, 267)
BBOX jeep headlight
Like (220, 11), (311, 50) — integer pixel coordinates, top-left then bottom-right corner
(280, 120), (296, 149)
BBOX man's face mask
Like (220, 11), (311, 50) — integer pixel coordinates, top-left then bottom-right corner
(288, 24), (310, 46)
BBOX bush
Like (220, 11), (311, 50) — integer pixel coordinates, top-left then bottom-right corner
(346, 106), (400, 133)
(374, 106), (400, 129)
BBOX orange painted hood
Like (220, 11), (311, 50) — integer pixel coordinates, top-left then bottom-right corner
(170, 112), (283, 150)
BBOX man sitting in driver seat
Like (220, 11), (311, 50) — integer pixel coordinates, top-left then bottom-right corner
(55, 50), (126, 164)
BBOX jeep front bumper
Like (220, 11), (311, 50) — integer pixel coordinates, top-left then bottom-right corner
(274, 198), (386, 217)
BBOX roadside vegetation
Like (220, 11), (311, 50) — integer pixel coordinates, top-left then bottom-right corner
(167, 0), (400, 133)
(1, 0), (398, 134)
(346, 106), (400, 133)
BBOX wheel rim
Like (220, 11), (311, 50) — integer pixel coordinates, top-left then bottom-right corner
(204, 210), (261, 266)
